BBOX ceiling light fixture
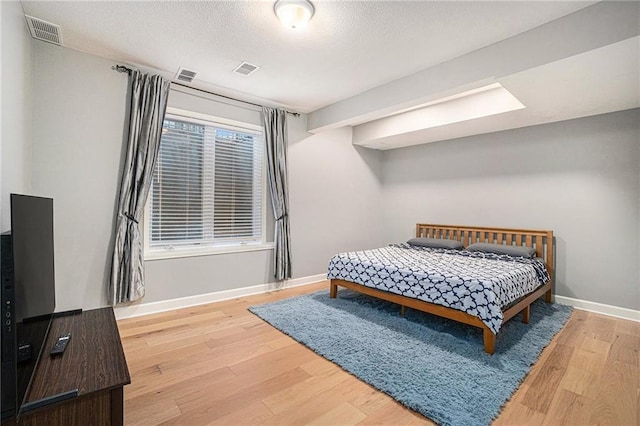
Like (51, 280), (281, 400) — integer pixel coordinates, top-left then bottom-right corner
(274, 0), (314, 29)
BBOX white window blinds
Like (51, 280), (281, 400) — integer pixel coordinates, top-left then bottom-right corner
(149, 115), (263, 250)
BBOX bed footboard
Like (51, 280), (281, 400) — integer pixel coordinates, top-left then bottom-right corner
(330, 278), (552, 355)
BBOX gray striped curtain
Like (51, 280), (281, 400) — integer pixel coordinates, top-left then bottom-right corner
(263, 107), (292, 280)
(110, 71), (170, 304)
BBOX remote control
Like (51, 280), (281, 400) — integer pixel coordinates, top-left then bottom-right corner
(50, 333), (71, 356)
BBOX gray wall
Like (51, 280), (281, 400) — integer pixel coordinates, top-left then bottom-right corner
(381, 109), (640, 310)
(1, 0), (32, 231)
(29, 42), (385, 308)
(143, 87), (277, 303)
(288, 120), (385, 278)
(146, 112), (386, 302)
(31, 42), (128, 311)
(24, 38), (640, 312)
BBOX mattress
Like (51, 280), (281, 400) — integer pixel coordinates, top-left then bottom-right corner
(327, 244), (550, 334)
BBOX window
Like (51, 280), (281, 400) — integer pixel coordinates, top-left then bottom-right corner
(145, 111), (267, 258)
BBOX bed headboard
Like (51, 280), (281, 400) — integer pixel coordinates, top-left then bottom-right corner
(415, 223), (554, 280)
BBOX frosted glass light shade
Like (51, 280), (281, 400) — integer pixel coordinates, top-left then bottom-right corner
(274, 0), (314, 29)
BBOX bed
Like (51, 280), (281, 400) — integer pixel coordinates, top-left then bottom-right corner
(328, 224), (554, 354)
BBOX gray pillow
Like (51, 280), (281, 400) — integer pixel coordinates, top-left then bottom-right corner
(407, 238), (464, 250)
(466, 243), (536, 258)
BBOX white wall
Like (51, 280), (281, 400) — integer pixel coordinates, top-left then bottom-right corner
(381, 109), (640, 310)
(1, 0), (32, 231)
(29, 42), (385, 308)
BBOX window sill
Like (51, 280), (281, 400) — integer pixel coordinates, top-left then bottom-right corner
(144, 243), (275, 261)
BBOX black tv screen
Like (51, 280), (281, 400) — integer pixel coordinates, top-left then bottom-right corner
(10, 194), (56, 414)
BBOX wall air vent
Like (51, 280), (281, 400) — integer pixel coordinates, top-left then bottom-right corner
(233, 62), (260, 76)
(175, 67), (198, 83)
(25, 15), (63, 46)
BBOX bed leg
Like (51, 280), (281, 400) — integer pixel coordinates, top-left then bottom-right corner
(545, 288), (552, 303)
(522, 305), (530, 324)
(329, 281), (338, 298)
(400, 306), (406, 317)
(483, 329), (496, 355)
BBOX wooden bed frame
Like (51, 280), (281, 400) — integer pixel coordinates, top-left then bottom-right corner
(329, 224), (554, 355)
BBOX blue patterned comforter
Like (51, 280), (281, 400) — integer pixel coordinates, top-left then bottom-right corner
(327, 244), (550, 334)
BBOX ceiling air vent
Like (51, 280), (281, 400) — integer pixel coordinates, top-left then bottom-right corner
(233, 62), (260, 76)
(25, 15), (63, 46)
(175, 67), (198, 83)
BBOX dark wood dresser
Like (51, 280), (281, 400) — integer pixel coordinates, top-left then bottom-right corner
(9, 307), (130, 425)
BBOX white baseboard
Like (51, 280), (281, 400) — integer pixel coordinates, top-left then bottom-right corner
(555, 295), (640, 322)
(114, 273), (327, 320)
(114, 277), (640, 324)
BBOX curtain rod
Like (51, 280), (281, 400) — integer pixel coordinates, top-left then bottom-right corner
(111, 65), (300, 117)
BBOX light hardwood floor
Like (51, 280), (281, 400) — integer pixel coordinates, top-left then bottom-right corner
(118, 282), (639, 425)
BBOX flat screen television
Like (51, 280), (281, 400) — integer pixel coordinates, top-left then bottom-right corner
(1, 194), (56, 420)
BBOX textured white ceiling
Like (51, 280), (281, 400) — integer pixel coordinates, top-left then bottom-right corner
(20, 1), (595, 113)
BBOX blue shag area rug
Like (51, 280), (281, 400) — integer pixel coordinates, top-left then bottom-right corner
(249, 289), (572, 426)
